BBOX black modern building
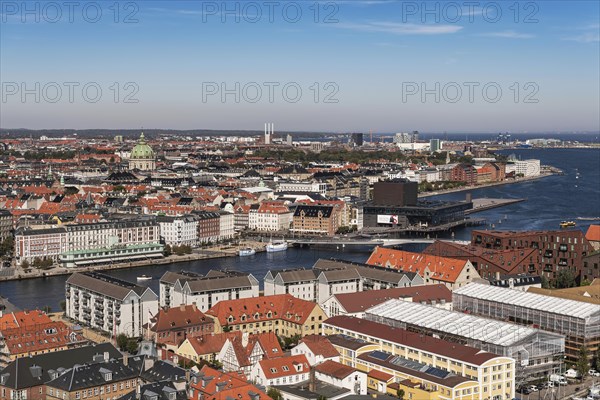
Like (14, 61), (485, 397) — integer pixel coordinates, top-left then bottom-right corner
(362, 179), (472, 228)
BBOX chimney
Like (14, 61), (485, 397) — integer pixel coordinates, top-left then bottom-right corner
(180, 304), (186, 312)
(495, 271), (500, 280)
(104, 351), (110, 362)
(242, 332), (249, 348)
(308, 368), (316, 392)
(123, 355), (128, 367)
(192, 302), (197, 311)
(143, 356), (155, 371)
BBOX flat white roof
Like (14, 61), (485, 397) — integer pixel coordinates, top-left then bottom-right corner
(366, 299), (562, 347)
(454, 283), (600, 320)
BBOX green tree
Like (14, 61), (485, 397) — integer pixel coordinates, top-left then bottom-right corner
(555, 269), (576, 289)
(540, 275), (551, 289)
(267, 388), (283, 400)
(20, 260), (30, 269)
(576, 346), (590, 380)
(317, 396), (327, 400)
(116, 334), (129, 351)
(580, 279), (592, 286)
(59, 300), (66, 312)
(396, 389), (405, 399)
(0, 236), (14, 257)
(163, 245), (172, 257)
(126, 339), (139, 354)
(42, 305), (52, 314)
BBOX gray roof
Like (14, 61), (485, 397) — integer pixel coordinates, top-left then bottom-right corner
(46, 359), (138, 391)
(159, 271), (202, 285)
(67, 272), (154, 300)
(314, 259), (419, 284)
(121, 382), (188, 400)
(319, 268), (362, 282)
(185, 275), (256, 293)
(0, 343), (121, 390)
(269, 268), (319, 283)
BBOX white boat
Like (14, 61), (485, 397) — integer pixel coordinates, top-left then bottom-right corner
(137, 275), (152, 281)
(238, 248), (256, 257)
(266, 241), (288, 253)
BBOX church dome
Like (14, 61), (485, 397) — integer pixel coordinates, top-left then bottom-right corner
(130, 132), (154, 159)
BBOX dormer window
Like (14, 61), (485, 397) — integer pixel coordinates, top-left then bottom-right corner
(270, 368), (277, 373)
(282, 366), (289, 371)
(104, 372), (112, 381)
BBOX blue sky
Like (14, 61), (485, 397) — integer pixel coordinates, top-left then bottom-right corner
(1, 0), (599, 132)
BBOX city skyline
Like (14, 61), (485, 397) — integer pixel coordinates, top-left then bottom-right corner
(1, 1), (599, 131)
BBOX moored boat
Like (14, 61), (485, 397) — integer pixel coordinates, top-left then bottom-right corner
(137, 274), (152, 281)
(266, 241), (288, 253)
(238, 248), (256, 256)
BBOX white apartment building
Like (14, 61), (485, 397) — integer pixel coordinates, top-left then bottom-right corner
(65, 272), (158, 337)
(248, 203), (292, 232)
(157, 215), (198, 247)
(15, 219), (163, 267)
(161, 270), (259, 311)
(277, 181), (328, 195)
(218, 211), (235, 240)
(264, 260), (424, 305)
(514, 159), (541, 177)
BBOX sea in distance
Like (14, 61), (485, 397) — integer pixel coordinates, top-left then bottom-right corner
(0, 148), (598, 311)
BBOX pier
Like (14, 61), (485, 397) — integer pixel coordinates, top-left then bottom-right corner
(466, 198), (526, 214)
(288, 237), (434, 247)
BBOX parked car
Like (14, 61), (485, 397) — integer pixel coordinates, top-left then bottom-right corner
(589, 369), (600, 377)
(565, 368), (581, 379)
(527, 385), (539, 392)
(518, 386), (531, 395)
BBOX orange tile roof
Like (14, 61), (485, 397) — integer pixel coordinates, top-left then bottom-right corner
(367, 369), (394, 382)
(1, 321), (85, 356)
(189, 365), (269, 400)
(187, 332), (241, 356)
(258, 354), (309, 379)
(297, 335), (339, 358)
(206, 294), (320, 327)
(586, 225), (600, 242)
(0, 310), (52, 330)
(314, 360), (358, 379)
(366, 247), (469, 283)
(151, 304), (213, 332)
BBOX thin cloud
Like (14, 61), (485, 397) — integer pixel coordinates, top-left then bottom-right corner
(479, 30), (535, 39)
(336, 21), (463, 35)
(563, 32), (600, 43)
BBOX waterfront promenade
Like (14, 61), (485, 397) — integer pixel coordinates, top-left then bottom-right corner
(419, 172), (553, 198)
(0, 240), (266, 282)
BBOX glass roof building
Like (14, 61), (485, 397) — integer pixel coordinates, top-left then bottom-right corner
(452, 283), (600, 363)
(366, 299), (565, 383)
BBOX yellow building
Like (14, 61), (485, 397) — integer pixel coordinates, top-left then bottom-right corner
(324, 316), (515, 400)
(205, 294), (326, 337)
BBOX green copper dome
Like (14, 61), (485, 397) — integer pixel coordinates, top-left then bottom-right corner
(130, 132), (155, 159)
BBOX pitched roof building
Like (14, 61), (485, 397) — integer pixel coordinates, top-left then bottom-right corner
(205, 294), (326, 337)
(366, 247), (479, 290)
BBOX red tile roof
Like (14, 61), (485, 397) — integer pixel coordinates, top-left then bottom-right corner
(206, 294), (321, 327)
(189, 365), (269, 400)
(324, 316), (500, 366)
(367, 247), (469, 283)
(332, 285), (452, 313)
(297, 335), (339, 358)
(258, 354), (310, 379)
(314, 360), (357, 379)
(151, 304), (213, 332)
(586, 225), (600, 242)
(367, 369), (393, 382)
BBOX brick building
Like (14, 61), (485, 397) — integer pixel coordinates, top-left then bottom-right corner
(471, 229), (592, 282)
(291, 205), (339, 236)
(193, 211), (221, 244)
